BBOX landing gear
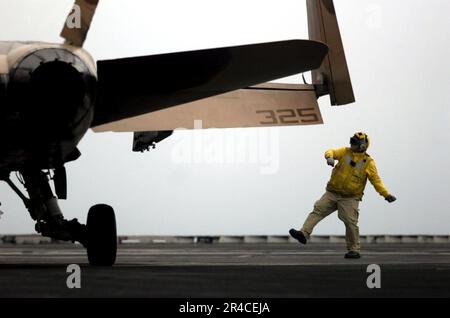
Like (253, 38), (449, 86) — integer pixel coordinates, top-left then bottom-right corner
(87, 204), (117, 266)
(1, 169), (117, 266)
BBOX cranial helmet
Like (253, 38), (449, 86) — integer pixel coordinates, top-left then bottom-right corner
(350, 132), (370, 152)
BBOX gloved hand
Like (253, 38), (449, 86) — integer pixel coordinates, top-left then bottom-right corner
(385, 194), (397, 203)
(326, 157), (335, 167)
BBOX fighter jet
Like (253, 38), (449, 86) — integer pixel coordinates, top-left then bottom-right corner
(0, 0), (354, 265)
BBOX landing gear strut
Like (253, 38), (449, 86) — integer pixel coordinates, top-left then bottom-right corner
(1, 169), (117, 266)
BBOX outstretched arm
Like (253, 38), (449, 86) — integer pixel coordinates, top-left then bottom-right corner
(366, 161), (394, 201)
(324, 148), (347, 160)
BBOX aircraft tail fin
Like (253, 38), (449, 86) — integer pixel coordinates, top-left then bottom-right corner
(61, 0), (99, 47)
(306, 0), (355, 105)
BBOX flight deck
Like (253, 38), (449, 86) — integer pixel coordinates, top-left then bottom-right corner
(0, 242), (449, 298)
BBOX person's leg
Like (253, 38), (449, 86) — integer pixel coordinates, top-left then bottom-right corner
(337, 198), (360, 252)
(300, 192), (338, 239)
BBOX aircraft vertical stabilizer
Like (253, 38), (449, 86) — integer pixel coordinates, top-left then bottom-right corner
(61, 0), (100, 47)
(306, 0), (355, 105)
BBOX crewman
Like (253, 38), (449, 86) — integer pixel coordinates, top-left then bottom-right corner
(289, 132), (396, 259)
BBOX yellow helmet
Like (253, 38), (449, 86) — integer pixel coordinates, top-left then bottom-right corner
(350, 132), (370, 152)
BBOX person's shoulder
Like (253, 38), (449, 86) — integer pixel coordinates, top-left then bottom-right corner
(365, 154), (375, 165)
(326, 147), (347, 153)
(343, 147), (353, 154)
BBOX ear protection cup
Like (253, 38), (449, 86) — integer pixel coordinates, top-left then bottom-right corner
(359, 142), (368, 152)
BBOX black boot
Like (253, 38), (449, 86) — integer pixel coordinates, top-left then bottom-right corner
(289, 229), (307, 244)
(344, 251), (361, 259)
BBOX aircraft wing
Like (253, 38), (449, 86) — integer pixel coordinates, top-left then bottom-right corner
(93, 83), (322, 132)
(91, 40), (328, 127)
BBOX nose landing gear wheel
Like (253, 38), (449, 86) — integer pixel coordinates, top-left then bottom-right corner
(86, 204), (117, 266)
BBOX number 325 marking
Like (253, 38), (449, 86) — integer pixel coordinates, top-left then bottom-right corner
(256, 108), (319, 125)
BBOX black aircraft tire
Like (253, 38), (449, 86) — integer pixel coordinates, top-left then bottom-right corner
(86, 204), (117, 266)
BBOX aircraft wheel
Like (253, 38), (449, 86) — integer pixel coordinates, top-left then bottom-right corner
(86, 204), (117, 266)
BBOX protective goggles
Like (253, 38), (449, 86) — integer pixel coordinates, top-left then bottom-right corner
(350, 136), (366, 146)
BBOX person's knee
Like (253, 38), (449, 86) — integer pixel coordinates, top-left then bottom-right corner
(313, 201), (333, 216)
(338, 212), (351, 223)
(339, 213), (358, 228)
(338, 207), (359, 225)
(312, 203), (324, 215)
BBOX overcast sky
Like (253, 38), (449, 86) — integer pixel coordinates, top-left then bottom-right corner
(0, 0), (449, 235)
